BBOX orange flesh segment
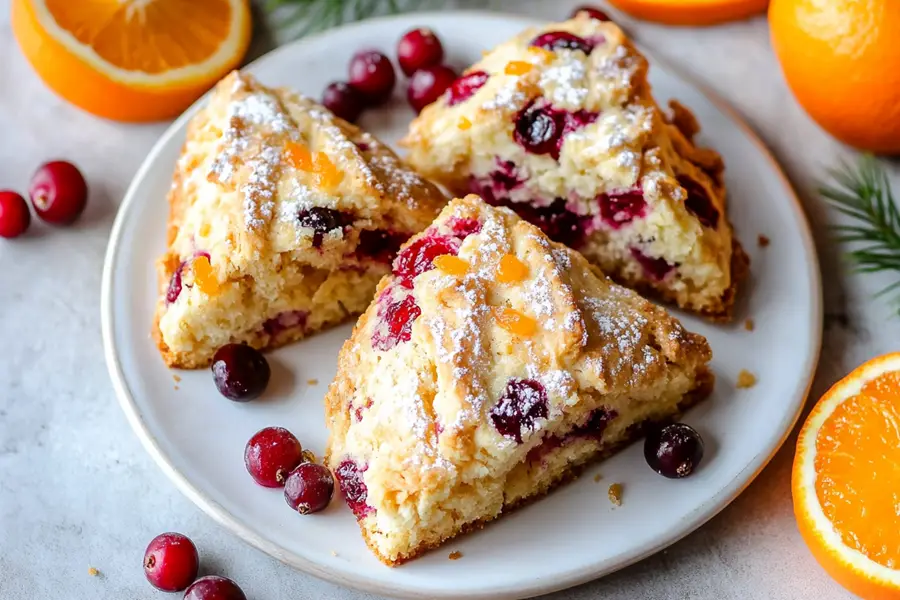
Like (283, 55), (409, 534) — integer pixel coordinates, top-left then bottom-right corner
(814, 369), (900, 569)
(497, 254), (528, 283)
(433, 255), (469, 276)
(494, 307), (537, 337)
(44, 0), (232, 73)
(313, 152), (343, 190)
(285, 141), (313, 172)
(504, 60), (533, 75)
(191, 255), (220, 296)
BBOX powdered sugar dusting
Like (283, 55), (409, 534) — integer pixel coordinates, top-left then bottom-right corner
(540, 58), (588, 107)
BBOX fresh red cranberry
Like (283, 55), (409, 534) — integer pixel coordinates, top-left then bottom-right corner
(183, 576), (246, 600)
(514, 102), (564, 157)
(322, 81), (365, 122)
(397, 27), (445, 76)
(166, 262), (186, 304)
(357, 229), (407, 263)
(447, 71), (489, 106)
(644, 422), (705, 478)
(348, 50), (396, 105)
(298, 207), (348, 248)
(352, 398), (373, 422)
(244, 427), (303, 488)
(490, 378), (548, 443)
(468, 161), (526, 203)
(262, 310), (308, 337)
(513, 101), (598, 160)
(392, 233), (459, 286)
(28, 161), (87, 225)
(446, 216), (482, 239)
(530, 31), (594, 54)
(630, 248), (675, 281)
(0, 191), (31, 239)
(211, 344), (271, 401)
(335, 459), (373, 519)
(284, 462), (335, 514)
(407, 64), (458, 113)
(143, 532), (199, 592)
(572, 5), (612, 20)
(677, 175), (720, 229)
(495, 198), (588, 248)
(599, 190), (647, 229)
(371, 292), (422, 351)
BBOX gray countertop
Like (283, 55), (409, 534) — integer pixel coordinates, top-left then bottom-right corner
(2, 1), (894, 598)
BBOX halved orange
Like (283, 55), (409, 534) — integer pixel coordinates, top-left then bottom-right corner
(606, 0), (768, 25)
(793, 353), (900, 599)
(11, 0), (252, 122)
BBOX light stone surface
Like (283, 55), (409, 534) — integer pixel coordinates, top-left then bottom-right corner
(1, 0), (896, 598)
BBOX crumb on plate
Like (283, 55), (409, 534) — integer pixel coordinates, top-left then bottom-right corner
(758, 234), (770, 247)
(88, 567), (100, 577)
(307, 378), (319, 385)
(593, 473), (602, 483)
(173, 374), (182, 383)
(608, 483), (623, 506)
(737, 369), (757, 389)
(744, 318), (755, 331)
(449, 551), (463, 560)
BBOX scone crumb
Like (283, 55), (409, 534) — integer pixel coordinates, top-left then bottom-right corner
(593, 473), (602, 483)
(758, 234), (770, 247)
(330, 550), (338, 557)
(448, 551), (463, 560)
(608, 483), (623, 506)
(174, 385), (180, 391)
(88, 567), (100, 577)
(307, 378), (319, 385)
(173, 375), (182, 383)
(744, 318), (755, 331)
(301, 450), (317, 463)
(737, 369), (757, 388)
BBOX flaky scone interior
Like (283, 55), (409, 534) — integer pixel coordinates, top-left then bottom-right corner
(154, 71), (446, 368)
(402, 14), (748, 320)
(325, 195), (713, 565)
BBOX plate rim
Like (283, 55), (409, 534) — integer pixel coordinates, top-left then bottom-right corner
(101, 10), (823, 600)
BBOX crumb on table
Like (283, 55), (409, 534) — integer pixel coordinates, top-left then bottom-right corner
(88, 567), (100, 577)
(173, 374), (182, 383)
(744, 318), (755, 331)
(608, 483), (623, 506)
(737, 369), (757, 389)
(307, 378), (319, 385)
(758, 234), (770, 247)
(448, 551), (463, 560)
(593, 473), (602, 483)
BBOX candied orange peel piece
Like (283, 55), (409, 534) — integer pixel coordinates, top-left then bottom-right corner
(457, 116), (472, 130)
(313, 152), (344, 190)
(191, 255), (220, 296)
(494, 307), (537, 337)
(505, 60), (534, 75)
(434, 255), (469, 276)
(285, 141), (313, 171)
(497, 254), (528, 283)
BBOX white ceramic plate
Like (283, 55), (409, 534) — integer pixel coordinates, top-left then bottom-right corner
(102, 11), (822, 600)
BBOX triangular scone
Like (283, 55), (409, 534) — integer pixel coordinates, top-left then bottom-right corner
(154, 72), (446, 368)
(325, 195), (713, 565)
(401, 14), (748, 320)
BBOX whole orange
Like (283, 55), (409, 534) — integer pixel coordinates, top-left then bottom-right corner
(769, 0), (900, 154)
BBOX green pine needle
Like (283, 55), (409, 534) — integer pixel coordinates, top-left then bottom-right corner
(820, 155), (900, 307)
(265, 0), (436, 38)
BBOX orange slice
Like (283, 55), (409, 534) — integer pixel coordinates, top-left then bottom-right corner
(606, 0), (767, 25)
(11, 0), (251, 122)
(793, 353), (900, 599)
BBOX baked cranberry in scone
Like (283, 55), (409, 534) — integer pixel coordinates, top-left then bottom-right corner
(401, 14), (748, 320)
(153, 72), (446, 368)
(324, 196), (713, 565)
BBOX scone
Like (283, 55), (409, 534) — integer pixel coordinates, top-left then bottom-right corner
(401, 14), (748, 320)
(325, 195), (713, 565)
(154, 71), (446, 368)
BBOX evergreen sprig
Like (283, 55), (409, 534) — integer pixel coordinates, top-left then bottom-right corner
(821, 156), (900, 305)
(264, 0), (437, 37)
